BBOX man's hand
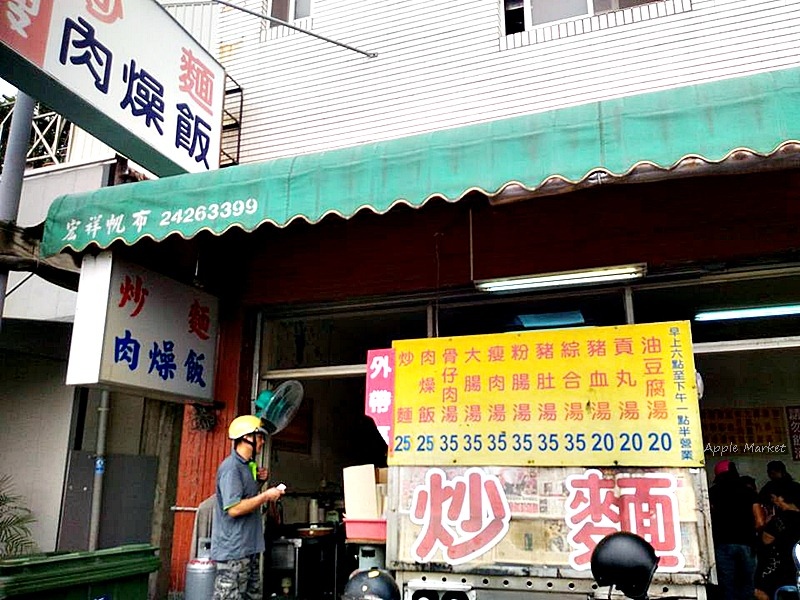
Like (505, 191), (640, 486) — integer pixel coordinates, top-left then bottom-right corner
(227, 485), (285, 518)
(261, 485), (286, 502)
(256, 467), (269, 483)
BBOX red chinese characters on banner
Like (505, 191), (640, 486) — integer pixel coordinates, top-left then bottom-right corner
(85, 0), (124, 24)
(410, 468), (511, 565)
(188, 299), (211, 340)
(1, 0), (55, 67)
(179, 47), (215, 115)
(365, 349), (395, 446)
(565, 469), (684, 571)
(398, 336), (675, 426)
(119, 273), (148, 317)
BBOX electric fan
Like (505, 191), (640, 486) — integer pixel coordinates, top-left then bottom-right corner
(254, 380), (305, 483)
(255, 380), (304, 434)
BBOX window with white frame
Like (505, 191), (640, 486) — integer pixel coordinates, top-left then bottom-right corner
(504, 0), (676, 37)
(261, 0), (312, 39)
(268, 0), (311, 25)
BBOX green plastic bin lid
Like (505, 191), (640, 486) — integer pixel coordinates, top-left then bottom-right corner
(0, 544), (160, 598)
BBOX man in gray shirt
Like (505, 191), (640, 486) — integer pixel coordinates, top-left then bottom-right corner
(211, 415), (286, 600)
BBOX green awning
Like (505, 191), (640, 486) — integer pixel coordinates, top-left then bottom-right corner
(42, 67), (800, 257)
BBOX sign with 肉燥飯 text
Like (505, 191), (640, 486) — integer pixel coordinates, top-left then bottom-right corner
(67, 252), (218, 403)
(389, 321), (702, 467)
(0, 0), (223, 176)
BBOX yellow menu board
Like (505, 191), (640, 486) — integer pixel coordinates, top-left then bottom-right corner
(389, 321), (702, 467)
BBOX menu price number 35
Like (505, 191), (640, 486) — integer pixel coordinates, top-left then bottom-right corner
(393, 431), (673, 453)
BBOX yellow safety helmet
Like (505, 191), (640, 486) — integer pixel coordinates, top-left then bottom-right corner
(228, 415), (268, 440)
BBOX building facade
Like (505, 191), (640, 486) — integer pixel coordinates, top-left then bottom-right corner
(27, 0), (800, 596)
(223, 0), (797, 161)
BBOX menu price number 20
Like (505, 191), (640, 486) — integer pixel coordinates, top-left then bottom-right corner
(393, 431), (674, 453)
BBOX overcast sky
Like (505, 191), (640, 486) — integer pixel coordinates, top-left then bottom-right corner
(0, 78), (17, 98)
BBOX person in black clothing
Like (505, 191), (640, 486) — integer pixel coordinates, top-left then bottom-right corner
(760, 461), (794, 517)
(742, 476), (758, 494)
(755, 480), (800, 600)
(709, 460), (766, 600)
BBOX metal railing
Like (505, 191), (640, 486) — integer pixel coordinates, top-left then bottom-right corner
(0, 89), (242, 172)
(0, 98), (72, 174)
(220, 73), (244, 168)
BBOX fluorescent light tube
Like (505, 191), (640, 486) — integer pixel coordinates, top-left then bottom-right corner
(695, 304), (800, 322)
(476, 264), (646, 293)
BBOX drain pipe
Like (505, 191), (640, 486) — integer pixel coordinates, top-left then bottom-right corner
(88, 390), (110, 550)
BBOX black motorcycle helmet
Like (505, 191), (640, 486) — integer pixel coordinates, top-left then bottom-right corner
(342, 567), (401, 600)
(591, 532), (660, 600)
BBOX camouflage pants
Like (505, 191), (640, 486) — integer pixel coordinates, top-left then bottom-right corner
(213, 554), (261, 600)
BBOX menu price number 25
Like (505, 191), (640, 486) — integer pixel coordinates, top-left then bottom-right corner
(393, 431), (674, 453)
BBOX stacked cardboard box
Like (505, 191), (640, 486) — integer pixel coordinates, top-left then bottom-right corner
(342, 464), (388, 540)
(375, 466), (388, 515)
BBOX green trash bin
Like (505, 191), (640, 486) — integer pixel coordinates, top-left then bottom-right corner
(0, 544), (160, 600)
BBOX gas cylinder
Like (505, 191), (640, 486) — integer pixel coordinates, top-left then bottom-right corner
(185, 558), (216, 600)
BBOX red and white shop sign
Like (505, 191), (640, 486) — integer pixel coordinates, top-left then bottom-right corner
(565, 469), (684, 571)
(409, 467), (511, 565)
(1, 0), (54, 67)
(1, 0), (224, 175)
(67, 251), (218, 403)
(365, 348), (395, 446)
(404, 467), (685, 571)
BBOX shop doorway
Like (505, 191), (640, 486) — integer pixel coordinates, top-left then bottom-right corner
(256, 268), (800, 542)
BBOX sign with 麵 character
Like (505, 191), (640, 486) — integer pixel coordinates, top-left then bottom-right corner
(388, 321), (702, 467)
(67, 251), (218, 403)
(393, 465), (704, 574)
(0, 0), (223, 176)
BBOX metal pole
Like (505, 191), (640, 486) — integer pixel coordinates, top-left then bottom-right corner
(0, 92), (35, 331)
(624, 286), (635, 324)
(260, 432), (273, 594)
(88, 390), (110, 551)
(212, 0), (377, 58)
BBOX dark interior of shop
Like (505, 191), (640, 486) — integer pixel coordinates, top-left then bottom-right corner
(258, 270), (800, 598)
